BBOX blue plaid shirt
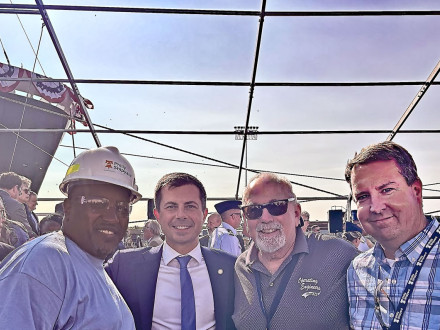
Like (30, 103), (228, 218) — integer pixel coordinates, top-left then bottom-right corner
(347, 218), (440, 329)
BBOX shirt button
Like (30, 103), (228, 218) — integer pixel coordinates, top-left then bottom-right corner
(269, 282), (274, 287)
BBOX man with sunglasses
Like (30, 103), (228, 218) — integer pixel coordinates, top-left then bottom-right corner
(0, 172), (32, 238)
(18, 176), (39, 237)
(233, 173), (358, 330)
(345, 141), (440, 329)
(0, 146), (140, 329)
(210, 200), (243, 256)
(106, 172), (236, 330)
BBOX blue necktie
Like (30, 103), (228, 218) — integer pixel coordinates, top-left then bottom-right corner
(177, 256), (196, 330)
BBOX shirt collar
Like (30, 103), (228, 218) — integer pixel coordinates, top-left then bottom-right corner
(374, 218), (436, 265)
(221, 221), (236, 234)
(162, 241), (203, 265)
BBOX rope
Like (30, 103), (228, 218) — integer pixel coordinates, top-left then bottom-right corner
(0, 36), (11, 65)
(10, 0), (46, 75)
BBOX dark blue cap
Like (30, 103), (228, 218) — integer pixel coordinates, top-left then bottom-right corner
(214, 200), (242, 214)
(346, 221), (362, 233)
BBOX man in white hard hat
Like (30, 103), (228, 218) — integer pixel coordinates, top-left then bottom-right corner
(0, 146), (140, 329)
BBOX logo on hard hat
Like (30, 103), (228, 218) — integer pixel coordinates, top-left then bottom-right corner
(103, 159), (132, 178)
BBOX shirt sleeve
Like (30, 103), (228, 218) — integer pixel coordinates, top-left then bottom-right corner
(0, 273), (62, 329)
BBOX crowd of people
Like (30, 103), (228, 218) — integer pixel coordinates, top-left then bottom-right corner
(0, 141), (438, 329)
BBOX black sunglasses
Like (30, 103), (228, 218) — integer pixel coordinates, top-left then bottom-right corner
(79, 196), (131, 217)
(241, 198), (296, 220)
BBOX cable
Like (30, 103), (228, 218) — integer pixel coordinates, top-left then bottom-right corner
(0, 36), (11, 65)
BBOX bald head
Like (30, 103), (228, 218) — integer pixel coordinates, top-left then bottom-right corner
(207, 212), (221, 235)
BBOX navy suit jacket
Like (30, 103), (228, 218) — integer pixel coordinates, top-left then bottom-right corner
(106, 245), (236, 330)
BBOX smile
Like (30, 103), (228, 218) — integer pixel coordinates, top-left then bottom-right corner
(259, 228), (279, 234)
(174, 225), (191, 230)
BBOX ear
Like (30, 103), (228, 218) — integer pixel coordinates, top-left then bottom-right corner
(153, 208), (160, 221)
(294, 203), (302, 227)
(411, 180), (423, 204)
(62, 199), (71, 222)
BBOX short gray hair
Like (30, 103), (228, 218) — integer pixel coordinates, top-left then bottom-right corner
(144, 220), (161, 236)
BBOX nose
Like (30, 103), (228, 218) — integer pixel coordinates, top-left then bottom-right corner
(176, 206), (187, 219)
(259, 207), (273, 223)
(101, 205), (120, 223)
(369, 193), (386, 214)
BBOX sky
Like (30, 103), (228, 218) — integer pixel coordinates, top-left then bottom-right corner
(1, 0), (440, 227)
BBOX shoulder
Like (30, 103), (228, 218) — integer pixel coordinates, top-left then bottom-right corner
(106, 245), (161, 269)
(202, 246), (236, 266)
(0, 233), (73, 293)
(306, 232), (359, 261)
(350, 248), (377, 270)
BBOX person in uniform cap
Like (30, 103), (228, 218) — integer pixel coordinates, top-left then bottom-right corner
(0, 146), (139, 329)
(210, 200), (243, 256)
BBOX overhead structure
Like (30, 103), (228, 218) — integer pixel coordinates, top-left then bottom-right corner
(0, 62), (90, 193)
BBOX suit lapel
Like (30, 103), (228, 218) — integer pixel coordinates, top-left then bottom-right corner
(202, 247), (227, 330)
(138, 246), (162, 329)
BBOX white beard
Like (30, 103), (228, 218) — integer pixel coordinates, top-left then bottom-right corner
(255, 222), (286, 253)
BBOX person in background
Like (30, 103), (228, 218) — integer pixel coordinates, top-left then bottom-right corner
(345, 141), (440, 329)
(199, 212), (221, 247)
(210, 200), (242, 256)
(143, 219), (163, 247)
(39, 213), (63, 235)
(0, 198), (14, 261)
(310, 224), (320, 233)
(0, 172), (33, 239)
(0, 146), (140, 329)
(26, 190), (39, 235)
(342, 231), (362, 250)
(301, 211), (310, 233)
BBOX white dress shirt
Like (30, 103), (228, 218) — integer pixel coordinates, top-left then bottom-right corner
(152, 242), (215, 330)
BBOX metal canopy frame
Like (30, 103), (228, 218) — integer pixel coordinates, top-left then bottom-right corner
(1, 1), (440, 207)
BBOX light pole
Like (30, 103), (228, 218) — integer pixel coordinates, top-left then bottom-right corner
(234, 126), (259, 186)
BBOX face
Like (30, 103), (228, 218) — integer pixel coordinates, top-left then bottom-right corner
(27, 194), (38, 211)
(223, 208), (242, 229)
(63, 183), (131, 260)
(18, 183), (30, 203)
(244, 179), (300, 255)
(143, 225), (153, 240)
(154, 184), (207, 254)
(301, 220), (309, 233)
(312, 226), (320, 233)
(207, 213), (221, 234)
(351, 160), (425, 253)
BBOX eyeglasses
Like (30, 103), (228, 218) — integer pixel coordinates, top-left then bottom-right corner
(79, 196), (130, 217)
(22, 188), (30, 195)
(230, 212), (242, 218)
(241, 198), (296, 220)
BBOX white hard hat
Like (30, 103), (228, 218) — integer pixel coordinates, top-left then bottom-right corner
(59, 146), (142, 203)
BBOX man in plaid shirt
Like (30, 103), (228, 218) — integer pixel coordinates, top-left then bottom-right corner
(345, 141), (440, 329)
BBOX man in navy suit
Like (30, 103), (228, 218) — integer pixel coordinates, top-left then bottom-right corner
(106, 172), (236, 330)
